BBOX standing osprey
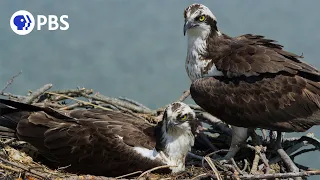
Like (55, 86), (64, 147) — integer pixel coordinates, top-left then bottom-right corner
(0, 99), (197, 177)
(183, 3), (320, 172)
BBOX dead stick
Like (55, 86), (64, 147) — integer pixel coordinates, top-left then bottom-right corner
(204, 156), (223, 180)
(137, 165), (174, 179)
(23, 84), (53, 104)
(50, 88), (93, 95)
(0, 156), (51, 179)
(0, 92), (25, 99)
(83, 93), (156, 115)
(60, 102), (84, 110)
(0, 71), (22, 94)
(178, 90), (190, 102)
(115, 170), (143, 179)
(0, 162), (21, 172)
(250, 146), (261, 174)
(118, 96), (151, 111)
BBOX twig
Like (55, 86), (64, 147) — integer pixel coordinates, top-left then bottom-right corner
(201, 150), (230, 171)
(50, 88), (93, 95)
(230, 158), (243, 175)
(33, 102), (64, 109)
(242, 159), (249, 172)
(82, 93), (156, 115)
(270, 140), (308, 164)
(137, 165), (174, 179)
(45, 92), (113, 111)
(115, 170), (143, 179)
(239, 170), (320, 179)
(23, 84), (53, 104)
(0, 162), (21, 172)
(59, 102), (85, 110)
(118, 96), (151, 111)
(178, 90), (190, 102)
(250, 146), (261, 174)
(0, 92), (25, 100)
(93, 102), (120, 111)
(204, 156), (223, 180)
(0, 156), (51, 179)
(0, 71), (22, 94)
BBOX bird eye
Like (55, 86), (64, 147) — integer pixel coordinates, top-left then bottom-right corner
(198, 15), (206, 22)
(180, 115), (187, 121)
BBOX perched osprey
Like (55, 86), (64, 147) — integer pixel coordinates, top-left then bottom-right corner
(0, 99), (197, 177)
(183, 3), (320, 172)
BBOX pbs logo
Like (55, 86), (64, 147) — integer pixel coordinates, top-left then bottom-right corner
(10, 10), (69, 35)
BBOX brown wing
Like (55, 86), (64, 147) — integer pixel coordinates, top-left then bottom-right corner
(14, 108), (163, 176)
(190, 74), (320, 132)
(207, 34), (319, 79)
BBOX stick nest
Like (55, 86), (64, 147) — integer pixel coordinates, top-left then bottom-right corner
(0, 82), (319, 180)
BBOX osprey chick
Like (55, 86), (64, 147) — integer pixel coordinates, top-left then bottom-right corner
(183, 3), (320, 173)
(0, 99), (197, 176)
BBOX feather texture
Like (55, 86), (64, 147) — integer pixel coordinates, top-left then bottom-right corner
(189, 33), (320, 132)
(0, 99), (196, 176)
(0, 100), (166, 176)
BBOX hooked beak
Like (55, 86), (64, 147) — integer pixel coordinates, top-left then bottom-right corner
(184, 20), (198, 36)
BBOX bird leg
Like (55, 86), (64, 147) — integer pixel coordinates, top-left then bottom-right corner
(275, 131), (300, 173)
(221, 126), (249, 161)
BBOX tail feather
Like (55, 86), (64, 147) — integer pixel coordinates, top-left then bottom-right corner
(0, 98), (75, 138)
(0, 126), (15, 137)
(0, 99), (38, 137)
(0, 98), (74, 120)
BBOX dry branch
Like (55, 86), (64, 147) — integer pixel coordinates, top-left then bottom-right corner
(82, 93), (156, 115)
(178, 90), (190, 102)
(23, 83), (53, 104)
(0, 71), (22, 94)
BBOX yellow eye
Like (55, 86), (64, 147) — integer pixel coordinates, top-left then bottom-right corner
(198, 15), (206, 22)
(181, 115), (187, 121)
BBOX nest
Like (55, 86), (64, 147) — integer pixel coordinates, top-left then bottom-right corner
(0, 76), (320, 179)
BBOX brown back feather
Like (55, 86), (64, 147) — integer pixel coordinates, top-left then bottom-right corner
(1, 104), (165, 176)
(191, 74), (320, 132)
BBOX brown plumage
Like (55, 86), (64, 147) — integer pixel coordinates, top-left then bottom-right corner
(184, 4), (320, 170)
(0, 100), (197, 177)
(191, 34), (320, 132)
(183, 3), (320, 133)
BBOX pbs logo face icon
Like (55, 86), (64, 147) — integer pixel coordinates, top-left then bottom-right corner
(10, 10), (35, 35)
(10, 10), (69, 35)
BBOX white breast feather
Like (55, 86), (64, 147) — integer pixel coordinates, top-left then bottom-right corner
(186, 30), (223, 82)
(162, 125), (194, 172)
(133, 147), (159, 160)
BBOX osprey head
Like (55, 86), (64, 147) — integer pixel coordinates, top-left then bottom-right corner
(183, 3), (218, 36)
(163, 102), (196, 130)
